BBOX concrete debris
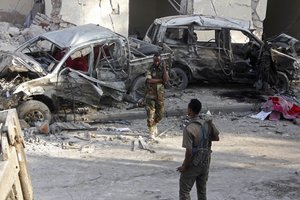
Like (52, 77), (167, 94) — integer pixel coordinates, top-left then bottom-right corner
(131, 139), (139, 151)
(49, 122), (97, 134)
(106, 127), (131, 132)
(80, 144), (95, 153)
(134, 136), (156, 153)
(157, 125), (176, 138)
(74, 135), (90, 141)
(0, 10), (75, 52)
(61, 142), (79, 149)
(32, 12), (76, 31)
(84, 132), (92, 140)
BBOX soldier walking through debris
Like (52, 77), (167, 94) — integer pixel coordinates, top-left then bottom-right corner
(145, 53), (169, 139)
(177, 99), (220, 200)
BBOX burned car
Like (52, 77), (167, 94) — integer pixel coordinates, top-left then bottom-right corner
(0, 24), (171, 125)
(144, 15), (300, 91)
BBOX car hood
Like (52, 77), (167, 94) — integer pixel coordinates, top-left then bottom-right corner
(267, 33), (300, 58)
(0, 51), (47, 77)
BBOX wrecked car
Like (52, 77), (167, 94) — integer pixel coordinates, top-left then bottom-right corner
(0, 24), (171, 125)
(144, 15), (300, 91)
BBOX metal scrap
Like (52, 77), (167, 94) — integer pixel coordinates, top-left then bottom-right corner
(131, 136), (156, 153)
(49, 121), (97, 134)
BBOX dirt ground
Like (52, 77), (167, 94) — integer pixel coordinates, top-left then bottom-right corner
(24, 83), (300, 200)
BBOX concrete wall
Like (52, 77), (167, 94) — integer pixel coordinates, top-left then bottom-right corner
(42, 0), (268, 38)
(45, 0), (129, 36)
(194, 0), (267, 38)
(0, 0), (35, 25)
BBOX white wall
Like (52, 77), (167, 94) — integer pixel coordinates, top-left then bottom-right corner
(0, 0), (34, 24)
(43, 0), (267, 38)
(45, 0), (129, 36)
(194, 0), (267, 37)
(0, 0), (34, 15)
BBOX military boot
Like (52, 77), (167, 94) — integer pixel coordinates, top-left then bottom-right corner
(153, 124), (158, 136)
(148, 126), (156, 139)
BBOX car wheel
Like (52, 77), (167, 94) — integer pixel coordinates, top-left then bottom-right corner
(17, 100), (52, 126)
(130, 76), (146, 102)
(274, 71), (289, 92)
(169, 67), (189, 90)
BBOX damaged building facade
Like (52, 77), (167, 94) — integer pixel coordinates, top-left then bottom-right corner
(54, 0), (268, 38)
(0, 0), (267, 38)
(1, 0), (300, 40)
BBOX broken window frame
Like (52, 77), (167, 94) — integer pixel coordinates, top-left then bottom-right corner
(145, 23), (160, 44)
(17, 38), (60, 73)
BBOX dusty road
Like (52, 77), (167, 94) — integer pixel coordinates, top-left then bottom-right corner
(24, 83), (300, 200)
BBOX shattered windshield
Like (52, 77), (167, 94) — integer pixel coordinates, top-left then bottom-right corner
(164, 26), (189, 44)
(20, 38), (59, 72)
(146, 23), (159, 43)
(22, 39), (53, 53)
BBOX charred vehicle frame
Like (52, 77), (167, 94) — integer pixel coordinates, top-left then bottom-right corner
(144, 15), (300, 91)
(0, 24), (171, 125)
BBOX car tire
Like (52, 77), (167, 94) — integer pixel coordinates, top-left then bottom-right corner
(169, 67), (189, 90)
(130, 76), (146, 102)
(17, 100), (52, 126)
(274, 71), (289, 92)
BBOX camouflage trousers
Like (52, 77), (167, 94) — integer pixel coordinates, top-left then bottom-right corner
(179, 163), (210, 200)
(145, 97), (164, 130)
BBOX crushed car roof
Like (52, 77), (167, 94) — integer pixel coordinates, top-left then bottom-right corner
(154, 15), (250, 30)
(40, 24), (120, 48)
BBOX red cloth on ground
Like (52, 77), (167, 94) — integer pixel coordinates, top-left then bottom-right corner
(262, 96), (300, 120)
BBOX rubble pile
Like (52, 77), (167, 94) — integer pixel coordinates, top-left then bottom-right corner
(32, 12), (76, 32)
(0, 22), (45, 52)
(21, 119), (160, 154)
(0, 12), (76, 53)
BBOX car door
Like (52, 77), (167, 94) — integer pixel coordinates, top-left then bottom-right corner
(54, 45), (105, 107)
(229, 29), (261, 82)
(190, 28), (230, 81)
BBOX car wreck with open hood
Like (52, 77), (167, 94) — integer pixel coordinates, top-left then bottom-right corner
(0, 24), (170, 125)
(144, 15), (300, 91)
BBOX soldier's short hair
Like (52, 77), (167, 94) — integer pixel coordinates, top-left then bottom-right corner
(188, 99), (202, 114)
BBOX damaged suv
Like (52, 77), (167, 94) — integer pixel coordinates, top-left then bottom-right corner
(144, 15), (300, 91)
(0, 24), (170, 125)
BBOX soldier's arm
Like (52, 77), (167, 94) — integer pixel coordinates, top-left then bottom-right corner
(183, 148), (193, 167)
(162, 62), (169, 83)
(177, 148), (192, 173)
(145, 68), (164, 84)
(207, 121), (220, 141)
(177, 127), (193, 172)
(146, 78), (164, 84)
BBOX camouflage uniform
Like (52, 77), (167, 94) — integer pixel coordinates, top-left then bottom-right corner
(180, 116), (219, 200)
(145, 62), (166, 136)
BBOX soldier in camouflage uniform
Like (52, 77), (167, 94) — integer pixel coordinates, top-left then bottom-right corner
(145, 53), (169, 139)
(177, 99), (220, 200)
